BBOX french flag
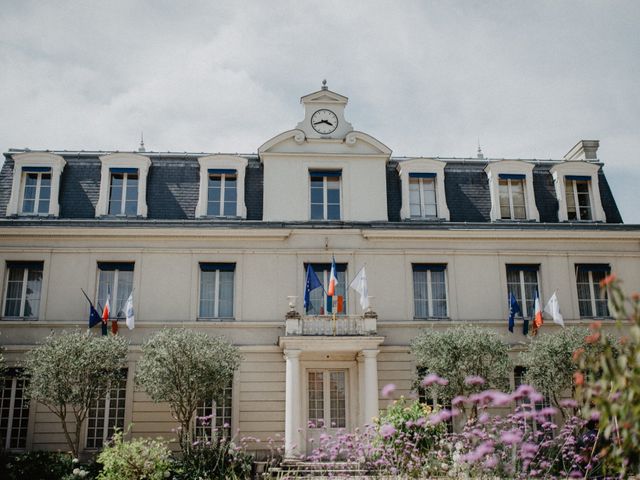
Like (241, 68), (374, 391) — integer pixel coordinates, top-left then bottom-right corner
(327, 256), (338, 297)
(102, 288), (111, 324)
(532, 290), (543, 335)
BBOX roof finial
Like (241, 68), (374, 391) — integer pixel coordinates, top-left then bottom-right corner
(138, 132), (146, 153)
(321, 79), (328, 91)
(477, 138), (484, 159)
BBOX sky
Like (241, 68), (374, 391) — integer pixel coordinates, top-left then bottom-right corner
(1, 1), (638, 222)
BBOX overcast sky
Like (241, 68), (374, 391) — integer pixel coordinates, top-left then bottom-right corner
(1, 1), (638, 222)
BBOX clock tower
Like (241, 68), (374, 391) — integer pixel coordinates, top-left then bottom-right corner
(296, 80), (354, 139)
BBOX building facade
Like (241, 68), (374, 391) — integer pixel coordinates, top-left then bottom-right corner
(1, 85), (639, 456)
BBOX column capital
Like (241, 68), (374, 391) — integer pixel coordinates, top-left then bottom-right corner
(361, 349), (380, 359)
(283, 349), (302, 360)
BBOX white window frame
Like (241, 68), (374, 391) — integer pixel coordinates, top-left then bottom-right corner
(498, 178), (527, 220)
(576, 266), (610, 318)
(506, 266), (539, 318)
(96, 153), (150, 218)
(95, 264), (134, 319)
(2, 263), (43, 319)
(194, 381), (233, 440)
(206, 172), (238, 217)
(305, 263), (348, 315)
(195, 155), (248, 219)
(198, 265), (235, 320)
(309, 172), (342, 221)
(0, 374), (30, 450)
(485, 160), (539, 222)
(107, 170), (139, 216)
(409, 177), (438, 218)
(6, 153), (66, 217)
(565, 178), (593, 221)
(412, 266), (449, 319)
(19, 170), (52, 215)
(307, 369), (348, 430)
(397, 158), (450, 221)
(84, 373), (127, 449)
(550, 161), (606, 222)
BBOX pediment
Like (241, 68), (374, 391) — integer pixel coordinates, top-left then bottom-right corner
(300, 89), (348, 104)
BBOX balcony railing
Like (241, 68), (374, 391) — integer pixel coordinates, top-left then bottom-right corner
(285, 313), (377, 336)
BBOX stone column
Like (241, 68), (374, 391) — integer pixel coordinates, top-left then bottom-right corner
(361, 349), (380, 424)
(284, 349), (302, 458)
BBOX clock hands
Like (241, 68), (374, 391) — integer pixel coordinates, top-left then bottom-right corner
(313, 119), (334, 126)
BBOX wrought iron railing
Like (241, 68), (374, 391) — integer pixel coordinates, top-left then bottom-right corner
(285, 314), (377, 336)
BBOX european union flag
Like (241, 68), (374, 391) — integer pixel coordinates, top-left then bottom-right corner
(304, 264), (323, 313)
(508, 292), (522, 333)
(89, 305), (102, 329)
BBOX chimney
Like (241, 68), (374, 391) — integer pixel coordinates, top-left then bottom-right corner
(563, 140), (599, 161)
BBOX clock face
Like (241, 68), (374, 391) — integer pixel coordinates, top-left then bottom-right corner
(311, 109), (338, 134)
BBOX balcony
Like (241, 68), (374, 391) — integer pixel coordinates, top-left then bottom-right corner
(285, 312), (377, 336)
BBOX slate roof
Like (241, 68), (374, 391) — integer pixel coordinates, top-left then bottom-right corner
(0, 150), (625, 226)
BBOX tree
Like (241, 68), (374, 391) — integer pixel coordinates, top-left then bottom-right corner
(411, 325), (512, 418)
(135, 328), (241, 452)
(519, 326), (606, 417)
(23, 331), (128, 457)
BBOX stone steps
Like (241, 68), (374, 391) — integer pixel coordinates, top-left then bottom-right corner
(265, 460), (370, 478)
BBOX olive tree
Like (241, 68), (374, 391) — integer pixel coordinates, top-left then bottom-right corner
(135, 328), (241, 452)
(411, 325), (512, 418)
(23, 331), (128, 457)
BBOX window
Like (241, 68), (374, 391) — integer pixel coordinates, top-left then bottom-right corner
(576, 264), (610, 318)
(308, 370), (346, 429)
(305, 263), (347, 315)
(96, 263), (134, 318)
(514, 366), (550, 410)
(108, 169), (138, 216)
(498, 175), (527, 220)
(310, 171), (341, 220)
(96, 153), (150, 218)
(3, 261), (43, 319)
(6, 153), (66, 217)
(409, 173), (437, 218)
(20, 167), (51, 215)
(195, 381), (233, 440)
(199, 263), (235, 319)
(417, 367), (453, 432)
(412, 264), (448, 319)
(565, 177), (592, 221)
(0, 370), (30, 450)
(86, 371), (127, 449)
(207, 169), (237, 217)
(506, 265), (539, 317)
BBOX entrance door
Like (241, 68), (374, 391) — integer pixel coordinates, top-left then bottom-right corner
(306, 370), (347, 453)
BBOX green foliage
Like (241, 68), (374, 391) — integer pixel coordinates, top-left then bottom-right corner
(175, 435), (253, 480)
(0, 450), (74, 480)
(411, 325), (511, 416)
(135, 328), (241, 452)
(577, 276), (640, 476)
(96, 430), (172, 480)
(520, 326), (607, 416)
(23, 331), (128, 456)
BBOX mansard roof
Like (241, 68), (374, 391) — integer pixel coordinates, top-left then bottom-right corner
(0, 149), (624, 226)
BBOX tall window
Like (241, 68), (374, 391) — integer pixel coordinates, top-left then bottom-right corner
(409, 173), (437, 218)
(499, 175), (527, 220)
(0, 370), (30, 450)
(310, 171), (341, 220)
(195, 381), (233, 440)
(3, 261), (43, 319)
(207, 169), (237, 217)
(308, 370), (346, 429)
(565, 177), (592, 221)
(108, 168), (139, 216)
(506, 265), (539, 317)
(86, 370), (127, 449)
(97, 263), (134, 318)
(413, 264), (448, 319)
(305, 263), (347, 315)
(576, 264), (610, 318)
(514, 366), (550, 410)
(20, 167), (51, 215)
(199, 263), (235, 319)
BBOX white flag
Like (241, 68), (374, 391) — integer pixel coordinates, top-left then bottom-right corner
(544, 291), (564, 327)
(125, 292), (135, 330)
(348, 266), (369, 311)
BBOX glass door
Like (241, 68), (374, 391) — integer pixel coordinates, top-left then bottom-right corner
(306, 370), (347, 453)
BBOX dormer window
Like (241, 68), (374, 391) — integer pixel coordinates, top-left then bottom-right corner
(6, 152), (66, 217)
(550, 162), (605, 222)
(310, 170), (341, 220)
(195, 155), (247, 219)
(397, 159), (449, 221)
(96, 153), (150, 218)
(485, 161), (539, 222)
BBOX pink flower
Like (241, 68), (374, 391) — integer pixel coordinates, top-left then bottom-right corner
(452, 395), (467, 406)
(464, 375), (486, 386)
(421, 373), (449, 387)
(529, 392), (544, 403)
(428, 408), (459, 425)
(415, 417), (426, 427)
(478, 413), (490, 424)
(484, 455), (498, 468)
(559, 399), (578, 408)
(537, 407), (558, 417)
(520, 442), (537, 460)
(380, 423), (396, 438)
(500, 430), (523, 445)
(381, 383), (396, 398)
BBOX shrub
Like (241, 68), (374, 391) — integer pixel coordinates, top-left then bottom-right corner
(174, 433), (253, 480)
(0, 450), (75, 480)
(96, 430), (172, 480)
(136, 329), (241, 452)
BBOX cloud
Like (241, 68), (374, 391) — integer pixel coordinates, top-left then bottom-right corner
(0, 0), (638, 221)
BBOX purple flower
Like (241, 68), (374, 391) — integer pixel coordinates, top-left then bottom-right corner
(500, 430), (523, 445)
(529, 392), (544, 403)
(381, 383), (396, 398)
(464, 375), (486, 386)
(513, 384), (534, 400)
(560, 398), (578, 408)
(461, 441), (494, 463)
(415, 417), (426, 427)
(452, 395), (467, 407)
(421, 373), (449, 387)
(520, 442), (537, 460)
(589, 411), (601, 421)
(478, 412), (490, 424)
(538, 407), (558, 417)
(484, 455), (498, 468)
(428, 408), (459, 425)
(380, 423), (396, 438)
